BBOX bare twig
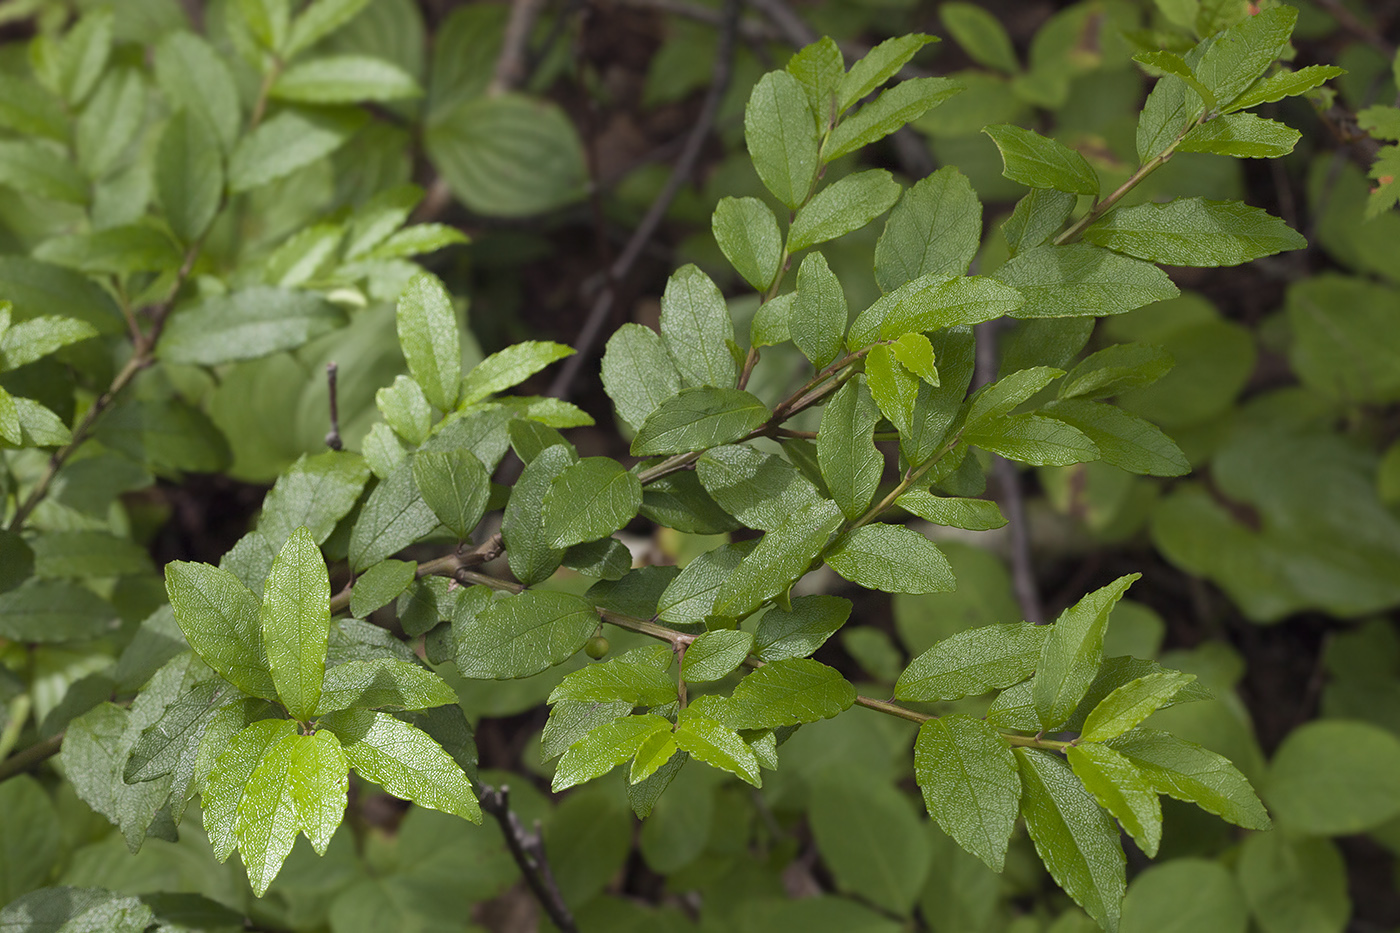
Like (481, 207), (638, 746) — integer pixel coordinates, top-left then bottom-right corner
(479, 785), (579, 933)
(1313, 0), (1397, 57)
(546, 0), (743, 400)
(489, 0), (550, 96)
(611, 0), (780, 41)
(0, 733), (63, 784)
(744, 0), (817, 45)
(324, 362), (343, 451)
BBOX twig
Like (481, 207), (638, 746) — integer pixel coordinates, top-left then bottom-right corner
(546, 0), (743, 401)
(744, 0), (817, 45)
(324, 362), (343, 451)
(479, 785), (579, 933)
(611, 0), (780, 41)
(1313, 0), (1396, 57)
(0, 733), (63, 784)
(490, 0), (550, 96)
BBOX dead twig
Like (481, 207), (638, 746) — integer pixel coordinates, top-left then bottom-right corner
(478, 784), (578, 933)
(324, 362), (343, 451)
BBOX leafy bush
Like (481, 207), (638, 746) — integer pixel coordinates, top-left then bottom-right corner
(0, 1), (1392, 931)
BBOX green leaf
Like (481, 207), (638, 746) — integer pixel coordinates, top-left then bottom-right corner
(988, 657), (1214, 733)
(0, 315), (96, 372)
(750, 293), (793, 348)
(1059, 343), (1175, 401)
(789, 251), (848, 369)
(967, 365), (1063, 425)
(1034, 575), (1139, 731)
(889, 332), (940, 384)
(1287, 273), (1400, 404)
(658, 264), (736, 389)
(1083, 198), (1306, 267)
(824, 77), (963, 162)
(549, 659), (677, 707)
(817, 378), (881, 520)
(713, 196), (782, 292)
(745, 70), (820, 209)
(1004, 188), (1077, 256)
(396, 272), (462, 411)
(915, 715), (1021, 871)
(1106, 728), (1269, 830)
(1178, 112), (1300, 158)
(322, 708), (479, 820)
(754, 595), (851, 661)
(238, 0), (291, 51)
(501, 444), (573, 585)
(542, 457), (642, 549)
(1043, 399), (1189, 476)
(228, 106), (364, 192)
(838, 34), (937, 112)
(0, 887), (154, 933)
(673, 708), (760, 786)
(272, 54), (420, 103)
(825, 524), (954, 595)
(553, 713), (672, 791)
(1015, 747), (1126, 933)
(204, 718), (298, 862)
(1080, 671), (1197, 742)
(542, 699), (630, 762)
(160, 287), (345, 366)
(1120, 859), (1248, 933)
(153, 32), (240, 153)
(697, 444), (823, 532)
(259, 451), (370, 550)
(455, 589), (597, 679)
(711, 500), (843, 619)
(34, 225), (183, 276)
(73, 67), (145, 179)
(9, 398), (69, 448)
(896, 622), (1049, 702)
(1134, 49), (1217, 110)
(314, 658), (456, 715)
(365, 223), (469, 260)
(286, 0), (373, 57)
(0, 75), (68, 143)
(983, 125), (1100, 196)
(630, 728), (680, 785)
(234, 730), (348, 895)
(260, 526), (330, 720)
(1225, 64), (1345, 113)
(875, 167), (982, 292)
(1262, 719), (1400, 835)
(657, 539), (758, 625)
(461, 340), (573, 405)
(682, 630), (753, 682)
(967, 414), (1100, 467)
(940, 3), (1017, 72)
(897, 488), (1007, 530)
(412, 449), (489, 540)
(994, 243), (1180, 318)
(851, 274), (1024, 346)
(124, 677), (237, 786)
(601, 323), (684, 432)
(348, 460), (438, 572)
(426, 92), (586, 217)
(631, 387), (768, 456)
(31, 531), (152, 579)
(0, 775), (60, 905)
(786, 36), (844, 124)
(1066, 743), (1163, 858)
(724, 657), (855, 729)
(157, 109), (224, 244)
(787, 169), (902, 252)
(1237, 832), (1349, 933)
(349, 559), (416, 619)
(1193, 6), (1297, 111)
(164, 562), (277, 700)
(563, 538), (631, 581)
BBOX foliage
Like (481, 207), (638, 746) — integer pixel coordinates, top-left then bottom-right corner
(0, 0), (1387, 931)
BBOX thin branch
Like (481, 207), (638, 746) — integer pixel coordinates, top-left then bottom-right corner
(490, 0), (550, 96)
(744, 0), (817, 45)
(478, 785), (579, 933)
(1313, 0), (1397, 58)
(0, 733), (63, 784)
(611, 0), (780, 40)
(546, 0), (743, 401)
(324, 362), (343, 451)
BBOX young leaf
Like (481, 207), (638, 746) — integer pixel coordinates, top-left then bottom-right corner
(823, 77), (963, 162)
(204, 718), (299, 862)
(817, 378), (881, 520)
(549, 659), (677, 707)
(825, 524), (955, 595)
(659, 264), (736, 389)
(786, 36), (844, 124)
(502, 444), (575, 586)
(285, 0), (373, 57)
(745, 70), (820, 209)
(157, 110), (224, 244)
(673, 708), (761, 786)
(896, 488), (1007, 530)
(1059, 343), (1174, 401)
(377, 375), (433, 445)
(1033, 574), (1139, 731)
(630, 387), (769, 456)
(261, 527), (331, 721)
(941, 3), (1017, 72)
(724, 657), (856, 729)
(1066, 742), (1163, 858)
(851, 273), (1023, 345)
(553, 714), (672, 791)
(1225, 64), (1345, 113)
(875, 167), (982, 292)
(889, 333), (939, 384)
(713, 196), (782, 292)
(915, 715), (1021, 871)
(314, 658), (457, 715)
(1080, 671), (1197, 743)
(271, 54), (421, 104)
(413, 448), (490, 540)
(228, 106), (364, 192)
(1192, 6), (1297, 111)
(1042, 399), (1189, 476)
(696, 444), (824, 532)
(789, 251), (848, 369)
(895, 622), (1048, 702)
(396, 272), (462, 411)
(838, 34), (937, 112)
(543, 457), (642, 549)
(164, 562), (277, 700)
(159, 288), (346, 366)
(630, 729), (680, 784)
(454, 590), (597, 679)
(321, 708), (480, 821)
(1177, 112), (1301, 158)
(461, 341), (574, 406)
(348, 460), (439, 572)
(751, 292), (793, 348)
(994, 243), (1179, 318)
(349, 559), (417, 619)
(259, 451), (370, 549)
(983, 125), (1100, 196)
(710, 500), (844, 619)
(1082, 199), (1306, 267)
(1015, 748), (1126, 933)
(682, 630), (754, 682)
(1106, 728), (1270, 830)
(0, 314), (96, 371)
(657, 539), (759, 625)
(754, 594), (851, 661)
(600, 323), (684, 432)
(967, 366), (1064, 426)
(786, 169), (902, 252)
(153, 32), (240, 153)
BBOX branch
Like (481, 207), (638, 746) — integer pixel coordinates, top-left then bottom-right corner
(611, 0), (780, 41)
(489, 0), (550, 96)
(324, 362), (343, 451)
(478, 785), (579, 933)
(546, 0), (744, 401)
(0, 733), (63, 784)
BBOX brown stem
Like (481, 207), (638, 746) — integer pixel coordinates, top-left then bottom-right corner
(0, 733), (63, 783)
(324, 362), (343, 451)
(478, 785), (578, 933)
(489, 0), (549, 96)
